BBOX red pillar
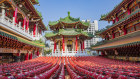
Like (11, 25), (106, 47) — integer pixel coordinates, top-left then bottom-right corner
(13, 8), (18, 23)
(31, 53), (32, 59)
(54, 39), (56, 53)
(29, 53), (32, 59)
(33, 24), (36, 37)
(26, 20), (29, 31)
(82, 41), (85, 51)
(116, 17), (119, 22)
(25, 53), (28, 60)
(123, 27), (127, 35)
(75, 36), (78, 52)
(37, 51), (39, 56)
(112, 20), (115, 24)
(22, 17), (26, 30)
(101, 52), (105, 56)
(62, 36), (65, 52)
(127, 8), (131, 15)
(112, 32), (115, 39)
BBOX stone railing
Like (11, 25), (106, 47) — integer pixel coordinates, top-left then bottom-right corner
(0, 14), (32, 40)
(0, 12), (43, 41)
(32, 33), (43, 40)
(47, 50), (90, 57)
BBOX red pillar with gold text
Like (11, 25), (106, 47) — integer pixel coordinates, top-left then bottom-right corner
(127, 8), (131, 15)
(112, 32), (115, 39)
(37, 51), (39, 56)
(123, 27), (127, 35)
(29, 53), (32, 59)
(13, 8), (18, 23)
(75, 36), (78, 52)
(54, 39), (56, 53)
(33, 24), (36, 37)
(26, 20), (29, 31)
(116, 17), (119, 22)
(25, 53), (28, 60)
(62, 36), (65, 52)
(82, 41), (85, 52)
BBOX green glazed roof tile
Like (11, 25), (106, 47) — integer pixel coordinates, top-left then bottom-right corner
(35, 0), (39, 4)
(49, 21), (59, 26)
(17, 37), (45, 48)
(0, 31), (18, 40)
(94, 41), (140, 50)
(49, 12), (89, 27)
(97, 9), (140, 34)
(45, 29), (94, 38)
(100, 0), (125, 20)
(92, 31), (140, 48)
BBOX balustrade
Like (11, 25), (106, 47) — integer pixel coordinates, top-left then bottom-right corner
(0, 10), (43, 40)
(50, 50), (90, 57)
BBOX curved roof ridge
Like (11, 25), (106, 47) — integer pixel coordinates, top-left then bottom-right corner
(48, 12), (89, 27)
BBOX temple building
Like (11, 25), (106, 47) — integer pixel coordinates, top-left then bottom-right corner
(92, 0), (140, 61)
(45, 12), (93, 56)
(0, 0), (47, 63)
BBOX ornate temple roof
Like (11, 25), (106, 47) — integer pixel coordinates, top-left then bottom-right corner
(92, 31), (140, 50)
(46, 12), (93, 40)
(59, 12), (80, 23)
(25, 0), (47, 30)
(49, 12), (90, 29)
(0, 31), (18, 40)
(93, 41), (140, 50)
(45, 29), (94, 38)
(100, 0), (134, 21)
(97, 9), (140, 35)
(30, 0), (39, 5)
(11, 0), (47, 30)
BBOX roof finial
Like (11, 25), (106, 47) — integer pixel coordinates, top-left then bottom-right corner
(68, 11), (70, 16)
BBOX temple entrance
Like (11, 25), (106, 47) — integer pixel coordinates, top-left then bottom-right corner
(67, 45), (72, 51)
(57, 41), (62, 51)
(67, 40), (73, 51)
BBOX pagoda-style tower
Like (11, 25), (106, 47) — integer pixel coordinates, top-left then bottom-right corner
(45, 12), (93, 56)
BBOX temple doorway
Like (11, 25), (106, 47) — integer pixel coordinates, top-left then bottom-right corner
(67, 45), (72, 51)
(67, 40), (73, 51)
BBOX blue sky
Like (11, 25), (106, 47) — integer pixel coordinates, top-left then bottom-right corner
(35, 0), (122, 30)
